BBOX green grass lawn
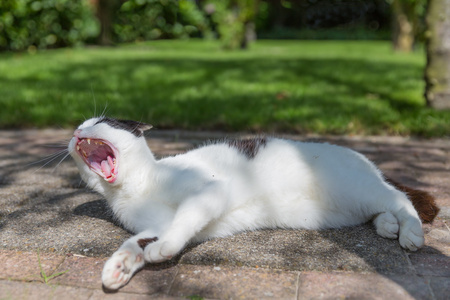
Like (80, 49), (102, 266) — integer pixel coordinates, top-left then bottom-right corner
(0, 40), (448, 136)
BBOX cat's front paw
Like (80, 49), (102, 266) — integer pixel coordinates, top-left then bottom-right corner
(102, 250), (144, 290)
(399, 218), (424, 251)
(144, 240), (184, 263)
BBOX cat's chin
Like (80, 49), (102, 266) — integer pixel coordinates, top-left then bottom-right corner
(101, 173), (117, 183)
(74, 137), (119, 183)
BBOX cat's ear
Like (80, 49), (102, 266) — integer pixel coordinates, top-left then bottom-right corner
(95, 117), (152, 137)
(138, 123), (153, 133)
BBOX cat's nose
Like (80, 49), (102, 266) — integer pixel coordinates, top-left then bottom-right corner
(73, 129), (82, 137)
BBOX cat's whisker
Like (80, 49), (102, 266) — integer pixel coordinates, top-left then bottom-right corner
(77, 178), (85, 188)
(91, 85), (97, 118)
(27, 150), (67, 166)
(51, 151), (72, 173)
(30, 149), (69, 173)
(100, 102), (109, 119)
(34, 138), (70, 149)
(40, 142), (69, 149)
(88, 85), (110, 119)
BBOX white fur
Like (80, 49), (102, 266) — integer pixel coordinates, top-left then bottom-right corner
(69, 118), (424, 290)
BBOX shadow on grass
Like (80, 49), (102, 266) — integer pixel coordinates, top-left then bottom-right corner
(1, 45), (446, 136)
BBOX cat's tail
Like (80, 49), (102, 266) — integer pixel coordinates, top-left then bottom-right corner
(386, 178), (440, 223)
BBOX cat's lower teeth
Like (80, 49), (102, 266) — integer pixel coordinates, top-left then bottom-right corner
(99, 156), (116, 178)
(107, 156), (115, 168)
(101, 160), (112, 177)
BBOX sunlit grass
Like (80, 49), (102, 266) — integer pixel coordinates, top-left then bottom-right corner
(0, 40), (448, 136)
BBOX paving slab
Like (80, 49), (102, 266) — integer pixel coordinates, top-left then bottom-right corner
(169, 265), (299, 299)
(0, 280), (95, 300)
(52, 255), (178, 296)
(1, 250), (66, 282)
(296, 272), (432, 300)
(428, 276), (450, 300)
(408, 253), (450, 277)
(180, 225), (413, 274)
(0, 129), (449, 299)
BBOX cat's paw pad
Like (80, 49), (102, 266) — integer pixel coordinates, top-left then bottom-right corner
(102, 250), (143, 290)
(374, 212), (399, 239)
(144, 240), (182, 263)
(399, 219), (424, 251)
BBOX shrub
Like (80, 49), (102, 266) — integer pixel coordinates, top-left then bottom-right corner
(0, 0), (98, 51)
(113, 0), (209, 43)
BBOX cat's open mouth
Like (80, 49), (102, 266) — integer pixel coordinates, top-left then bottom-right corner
(76, 138), (119, 183)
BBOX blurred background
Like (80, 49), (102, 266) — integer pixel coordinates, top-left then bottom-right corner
(0, 0), (448, 136)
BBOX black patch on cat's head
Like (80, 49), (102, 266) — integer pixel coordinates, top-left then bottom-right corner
(95, 117), (152, 137)
(227, 137), (267, 159)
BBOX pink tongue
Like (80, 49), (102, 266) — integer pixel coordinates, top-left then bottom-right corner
(101, 160), (112, 177)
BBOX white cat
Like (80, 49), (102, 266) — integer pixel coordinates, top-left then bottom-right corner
(68, 117), (438, 290)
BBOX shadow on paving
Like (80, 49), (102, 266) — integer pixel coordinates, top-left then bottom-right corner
(0, 129), (448, 299)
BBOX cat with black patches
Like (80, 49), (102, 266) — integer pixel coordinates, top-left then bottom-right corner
(68, 117), (439, 290)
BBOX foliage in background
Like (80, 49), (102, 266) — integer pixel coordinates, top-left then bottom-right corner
(113, 0), (209, 42)
(0, 40), (447, 137)
(389, 0), (427, 52)
(0, 0), (429, 51)
(0, 0), (98, 51)
(205, 0), (258, 49)
(256, 0), (392, 40)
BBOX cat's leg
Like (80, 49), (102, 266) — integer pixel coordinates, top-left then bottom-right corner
(395, 205), (424, 251)
(144, 184), (227, 263)
(373, 212), (399, 239)
(102, 229), (158, 290)
(374, 188), (424, 251)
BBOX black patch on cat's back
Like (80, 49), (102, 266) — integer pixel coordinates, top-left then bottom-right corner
(227, 137), (268, 159)
(95, 117), (149, 137)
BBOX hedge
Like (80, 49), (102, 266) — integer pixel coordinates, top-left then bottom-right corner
(0, 0), (98, 51)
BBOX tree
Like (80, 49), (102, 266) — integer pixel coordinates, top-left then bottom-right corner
(91, 0), (127, 45)
(207, 0), (259, 50)
(424, 0), (450, 109)
(114, 0), (209, 42)
(390, 0), (427, 52)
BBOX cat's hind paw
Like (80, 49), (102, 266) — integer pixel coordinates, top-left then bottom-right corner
(399, 218), (424, 251)
(144, 240), (184, 263)
(102, 250), (144, 290)
(373, 212), (399, 239)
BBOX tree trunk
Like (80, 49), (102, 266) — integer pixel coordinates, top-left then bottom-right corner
(240, 21), (256, 49)
(238, 0), (258, 49)
(91, 0), (125, 46)
(425, 0), (450, 109)
(391, 0), (414, 52)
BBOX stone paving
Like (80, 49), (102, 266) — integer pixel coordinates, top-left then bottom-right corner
(0, 129), (449, 299)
